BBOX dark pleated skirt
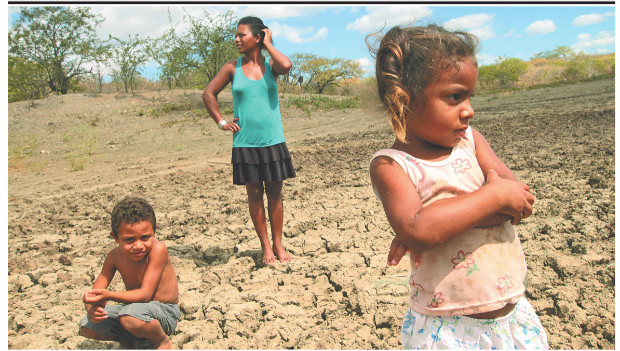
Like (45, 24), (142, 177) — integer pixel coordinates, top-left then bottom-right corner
(231, 142), (296, 185)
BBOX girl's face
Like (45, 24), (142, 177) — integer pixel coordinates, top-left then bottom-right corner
(405, 60), (478, 153)
(235, 24), (260, 54)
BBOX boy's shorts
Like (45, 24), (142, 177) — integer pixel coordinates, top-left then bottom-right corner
(401, 297), (549, 349)
(79, 301), (181, 342)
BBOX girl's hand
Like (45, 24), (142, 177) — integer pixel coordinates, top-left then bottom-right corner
(262, 29), (273, 46)
(486, 169), (535, 225)
(222, 118), (240, 133)
(387, 237), (422, 266)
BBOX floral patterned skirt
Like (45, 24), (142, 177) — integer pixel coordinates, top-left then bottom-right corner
(401, 297), (548, 349)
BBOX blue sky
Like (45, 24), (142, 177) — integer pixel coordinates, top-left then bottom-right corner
(8, 4), (616, 79)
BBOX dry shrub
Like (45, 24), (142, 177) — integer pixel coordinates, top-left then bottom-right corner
(519, 65), (565, 87)
(8, 133), (39, 170)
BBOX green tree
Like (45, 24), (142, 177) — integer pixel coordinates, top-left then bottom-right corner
(9, 6), (105, 95)
(291, 53), (363, 94)
(91, 40), (113, 93)
(149, 9), (237, 89)
(8, 56), (48, 104)
(531, 45), (576, 60)
(109, 34), (150, 93)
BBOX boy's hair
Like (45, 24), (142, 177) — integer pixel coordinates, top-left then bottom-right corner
(369, 24), (479, 143)
(238, 16), (270, 49)
(110, 197), (156, 238)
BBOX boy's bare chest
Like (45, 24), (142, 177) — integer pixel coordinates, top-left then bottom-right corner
(116, 259), (148, 290)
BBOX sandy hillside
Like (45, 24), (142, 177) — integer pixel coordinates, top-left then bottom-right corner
(8, 79), (615, 349)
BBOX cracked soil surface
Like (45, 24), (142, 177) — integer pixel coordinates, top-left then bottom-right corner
(8, 79), (614, 349)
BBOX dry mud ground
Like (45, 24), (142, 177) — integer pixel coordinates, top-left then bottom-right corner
(7, 79), (615, 349)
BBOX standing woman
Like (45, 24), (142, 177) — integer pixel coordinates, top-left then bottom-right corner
(202, 16), (295, 264)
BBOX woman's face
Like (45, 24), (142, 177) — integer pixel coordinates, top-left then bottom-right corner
(235, 24), (259, 54)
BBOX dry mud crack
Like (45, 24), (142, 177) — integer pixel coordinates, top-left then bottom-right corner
(8, 79), (614, 349)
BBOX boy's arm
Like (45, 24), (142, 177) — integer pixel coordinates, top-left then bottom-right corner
(83, 251), (116, 322)
(371, 155), (534, 255)
(472, 128), (534, 227)
(84, 241), (169, 304)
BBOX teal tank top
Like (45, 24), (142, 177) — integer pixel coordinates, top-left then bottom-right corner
(231, 57), (286, 148)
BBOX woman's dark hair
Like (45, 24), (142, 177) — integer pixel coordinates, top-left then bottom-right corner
(368, 24), (479, 142)
(238, 16), (270, 49)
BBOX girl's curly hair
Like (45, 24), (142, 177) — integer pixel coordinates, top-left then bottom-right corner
(368, 24), (479, 142)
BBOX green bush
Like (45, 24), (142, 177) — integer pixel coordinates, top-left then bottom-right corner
(564, 54), (590, 80)
(479, 57), (528, 89)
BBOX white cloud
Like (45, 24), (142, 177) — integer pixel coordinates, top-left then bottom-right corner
(503, 30), (515, 38)
(90, 5), (329, 42)
(526, 20), (557, 36)
(356, 57), (374, 75)
(269, 22), (328, 44)
(476, 53), (497, 66)
(444, 14), (495, 40)
(356, 57), (372, 67)
(572, 12), (614, 26)
(469, 25), (495, 41)
(444, 14), (493, 30)
(91, 5), (211, 40)
(238, 5), (326, 20)
(346, 6), (432, 33)
(577, 33), (590, 41)
(572, 31), (615, 51)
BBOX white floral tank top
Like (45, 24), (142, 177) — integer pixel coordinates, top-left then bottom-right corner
(371, 127), (526, 316)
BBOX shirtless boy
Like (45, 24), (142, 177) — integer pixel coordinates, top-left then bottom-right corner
(79, 197), (180, 349)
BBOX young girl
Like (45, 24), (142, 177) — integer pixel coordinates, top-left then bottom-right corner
(368, 24), (549, 349)
(203, 16), (295, 264)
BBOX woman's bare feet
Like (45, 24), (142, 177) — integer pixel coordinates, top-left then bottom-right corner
(273, 244), (291, 262)
(262, 246), (277, 264)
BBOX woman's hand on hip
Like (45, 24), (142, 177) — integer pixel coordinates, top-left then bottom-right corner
(223, 118), (240, 133)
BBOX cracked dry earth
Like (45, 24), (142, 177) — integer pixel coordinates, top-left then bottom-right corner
(8, 79), (614, 349)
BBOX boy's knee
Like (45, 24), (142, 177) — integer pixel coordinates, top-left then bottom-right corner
(118, 315), (146, 332)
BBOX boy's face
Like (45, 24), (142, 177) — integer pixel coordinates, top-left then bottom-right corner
(113, 220), (154, 262)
